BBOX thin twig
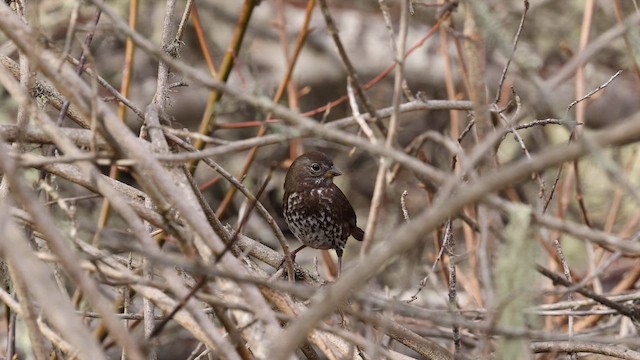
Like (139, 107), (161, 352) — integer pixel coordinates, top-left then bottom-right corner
(165, 133), (296, 281)
(405, 217), (451, 303)
(400, 190), (410, 222)
(444, 218), (460, 355)
(552, 239), (576, 359)
(494, 0), (529, 105)
(43, 8), (102, 166)
(347, 77), (377, 143)
(318, 0), (386, 135)
(567, 70), (623, 111)
(536, 265), (640, 323)
(215, 0), (314, 219)
(174, 0), (194, 45)
(362, 0), (409, 254)
(190, 0), (259, 169)
(304, 1), (454, 118)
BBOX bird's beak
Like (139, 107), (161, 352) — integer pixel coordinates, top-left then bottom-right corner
(324, 167), (341, 178)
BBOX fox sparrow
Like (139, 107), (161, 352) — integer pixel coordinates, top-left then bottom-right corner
(283, 151), (364, 275)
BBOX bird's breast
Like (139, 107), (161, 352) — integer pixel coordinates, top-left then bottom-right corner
(283, 189), (347, 250)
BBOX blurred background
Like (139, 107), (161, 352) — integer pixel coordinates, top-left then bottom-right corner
(1, 0), (640, 358)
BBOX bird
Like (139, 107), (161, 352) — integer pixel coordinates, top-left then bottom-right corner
(283, 151), (364, 276)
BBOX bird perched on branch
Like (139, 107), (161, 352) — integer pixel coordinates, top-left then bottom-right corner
(283, 151), (364, 276)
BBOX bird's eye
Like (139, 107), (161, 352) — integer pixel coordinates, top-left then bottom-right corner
(311, 163), (321, 172)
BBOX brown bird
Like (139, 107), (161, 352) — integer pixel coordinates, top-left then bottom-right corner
(283, 151), (364, 275)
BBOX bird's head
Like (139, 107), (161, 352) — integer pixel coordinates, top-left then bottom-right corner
(284, 151), (341, 191)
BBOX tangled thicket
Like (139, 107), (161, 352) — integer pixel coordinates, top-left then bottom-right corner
(0, 1), (639, 359)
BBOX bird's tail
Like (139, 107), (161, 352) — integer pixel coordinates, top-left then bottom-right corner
(352, 227), (365, 241)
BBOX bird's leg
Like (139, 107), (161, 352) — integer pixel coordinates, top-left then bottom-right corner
(335, 248), (343, 278)
(279, 245), (306, 270)
(290, 244), (306, 264)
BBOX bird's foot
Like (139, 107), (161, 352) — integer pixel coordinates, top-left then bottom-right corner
(278, 253), (306, 281)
